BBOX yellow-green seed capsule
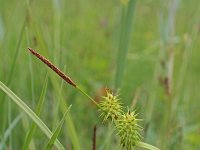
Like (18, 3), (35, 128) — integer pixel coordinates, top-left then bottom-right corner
(115, 110), (142, 149)
(99, 90), (123, 122)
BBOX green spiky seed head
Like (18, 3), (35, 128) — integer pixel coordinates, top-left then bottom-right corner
(99, 89), (123, 122)
(115, 109), (142, 149)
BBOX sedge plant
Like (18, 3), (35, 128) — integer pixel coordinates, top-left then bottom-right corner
(28, 48), (159, 150)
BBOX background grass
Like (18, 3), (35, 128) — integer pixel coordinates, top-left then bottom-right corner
(0, 0), (200, 149)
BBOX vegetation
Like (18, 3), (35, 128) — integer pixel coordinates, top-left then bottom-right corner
(0, 0), (200, 149)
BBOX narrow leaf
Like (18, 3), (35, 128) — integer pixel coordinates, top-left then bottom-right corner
(45, 105), (72, 150)
(22, 74), (48, 150)
(0, 114), (22, 149)
(137, 142), (160, 150)
(0, 81), (65, 150)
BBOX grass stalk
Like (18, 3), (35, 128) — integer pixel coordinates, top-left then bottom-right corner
(92, 125), (97, 150)
(22, 75), (48, 150)
(161, 0), (179, 149)
(49, 74), (81, 150)
(26, 26), (35, 107)
(114, 0), (136, 89)
(45, 105), (72, 150)
(0, 114), (22, 150)
(6, 19), (26, 150)
(77, 86), (99, 108)
(52, 0), (62, 65)
(52, 65), (66, 130)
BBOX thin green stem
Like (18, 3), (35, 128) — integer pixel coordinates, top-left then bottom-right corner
(76, 86), (100, 108)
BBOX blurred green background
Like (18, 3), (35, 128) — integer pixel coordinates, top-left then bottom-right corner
(0, 0), (200, 149)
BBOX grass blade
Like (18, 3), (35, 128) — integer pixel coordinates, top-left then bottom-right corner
(22, 75), (48, 150)
(0, 81), (65, 150)
(45, 105), (72, 150)
(2, 19), (25, 149)
(0, 114), (22, 150)
(49, 74), (81, 150)
(115, 0), (137, 89)
(137, 142), (160, 150)
(26, 5), (81, 147)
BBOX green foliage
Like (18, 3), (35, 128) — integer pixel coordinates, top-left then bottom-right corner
(0, 81), (65, 150)
(45, 105), (72, 150)
(115, 0), (136, 89)
(0, 0), (200, 149)
(22, 75), (48, 150)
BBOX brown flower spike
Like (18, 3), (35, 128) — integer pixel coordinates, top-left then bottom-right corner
(28, 48), (77, 87)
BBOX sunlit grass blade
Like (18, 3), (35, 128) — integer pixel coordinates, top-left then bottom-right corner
(0, 114), (22, 150)
(137, 142), (160, 150)
(22, 75), (48, 150)
(0, 81), (65, 150)
(45, 105), (72, 150)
